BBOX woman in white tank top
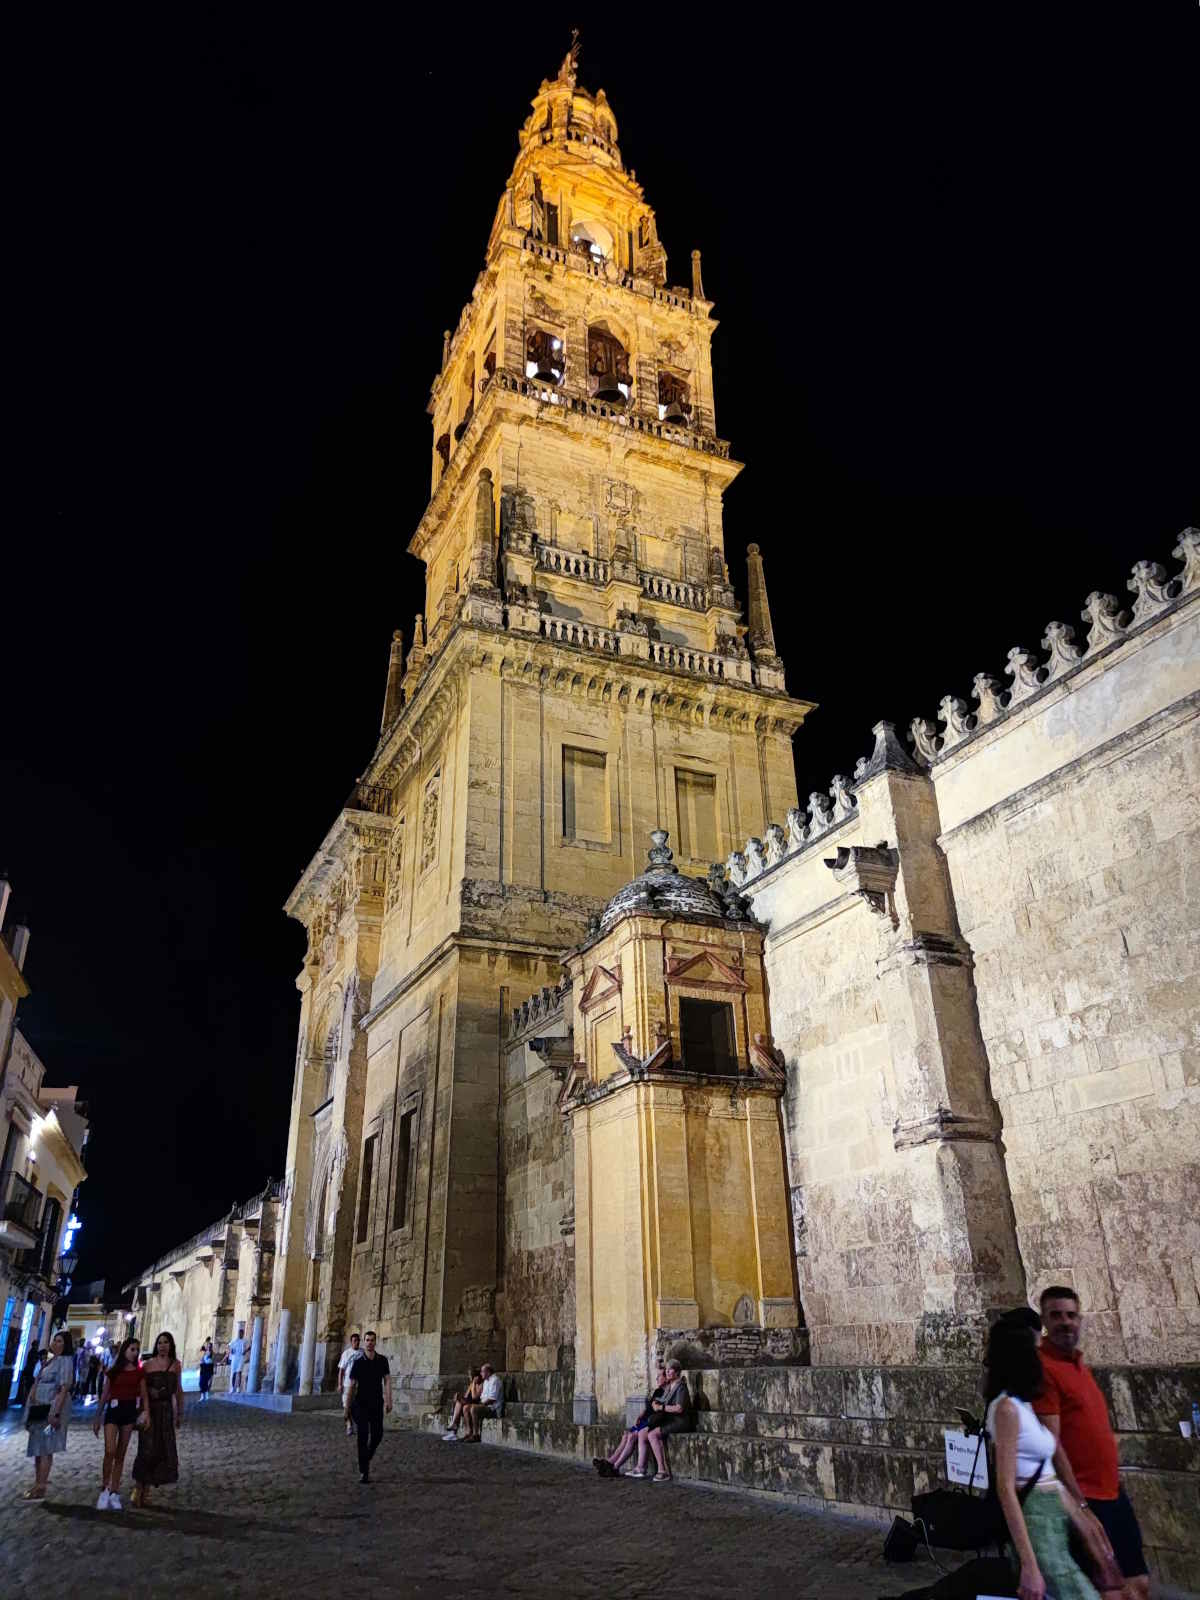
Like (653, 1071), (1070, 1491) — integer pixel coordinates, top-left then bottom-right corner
(984, 1321), (1109, 1600)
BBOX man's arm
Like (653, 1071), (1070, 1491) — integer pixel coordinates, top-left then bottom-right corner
(344, 1376), (357, 1418)
(384, 1372), (392, 1414)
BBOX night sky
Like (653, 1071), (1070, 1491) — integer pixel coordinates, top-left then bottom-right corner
(6, 13), (1197, 1297)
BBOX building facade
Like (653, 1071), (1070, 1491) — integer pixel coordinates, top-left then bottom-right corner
(263, 46), (808, 1403)
(0, 1018), (89, 1406)
(130, 50), (1199, 1582)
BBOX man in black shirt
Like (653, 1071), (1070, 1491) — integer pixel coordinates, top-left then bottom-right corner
(343, 1330), (392, 1482)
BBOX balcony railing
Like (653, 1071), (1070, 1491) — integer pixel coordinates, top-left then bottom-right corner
(641, 571), (708, 611)
(0, 1171), (42, 1234)
(536, 544), (611, 585)
(493, 370), (731, 459)
(539, 617), (620, 653)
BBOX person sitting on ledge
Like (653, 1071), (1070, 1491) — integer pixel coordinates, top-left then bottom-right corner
(594, 1364), (667, 1478)
(461, 1364), (504, 1442)
(442, 1368), (483, 1441)
(626, 1358), (691, 1482)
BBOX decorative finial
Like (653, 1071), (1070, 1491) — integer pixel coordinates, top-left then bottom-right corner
(647, 829), (674, 868)
(442, 330), (451, 368)
(557, 29), (580, 87)
(691, 249), (705, 299)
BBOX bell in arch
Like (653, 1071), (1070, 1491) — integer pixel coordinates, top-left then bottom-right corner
(527, 328), (564, 385)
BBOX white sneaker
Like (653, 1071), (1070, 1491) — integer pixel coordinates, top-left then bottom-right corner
(108, 1492), (123, 1511)
(443, 1432), (459, 1442)
(97, 1489), (111, 1511)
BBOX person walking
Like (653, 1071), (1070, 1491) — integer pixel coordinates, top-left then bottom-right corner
(20, 1329), (74, 1502)
(130, 1331), (183, 1507)
(15, 1342), (41, 1406)
(337, 1332), (363, 1435)
(1034, 1287), (1149, 1600)
(72, 1340), (89, 1400)
(226, 1323), (247, 1394)
(984, 1319), (1112, 1600)
(197, 1339), (215, 1401)
(94, 1337), (142, 1510)
(343, 1330), (391, 1484)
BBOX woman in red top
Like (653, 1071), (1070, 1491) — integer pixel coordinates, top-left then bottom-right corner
(93, 1337), (141, 1511)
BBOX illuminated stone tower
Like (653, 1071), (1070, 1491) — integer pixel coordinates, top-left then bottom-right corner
(267, 44), (812, 1401)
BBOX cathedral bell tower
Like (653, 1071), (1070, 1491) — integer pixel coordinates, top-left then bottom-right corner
(269, 43), (813, 1403)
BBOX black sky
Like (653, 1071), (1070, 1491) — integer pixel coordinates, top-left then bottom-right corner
(5, 11), (1197, 1296)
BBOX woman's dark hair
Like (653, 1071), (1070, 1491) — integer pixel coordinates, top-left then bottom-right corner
(53, 1329), (75, 1357)
(153, 1330), (177, 1363)
(984, 1320), (1043, 1403)
(112, 1337), (141, 1374)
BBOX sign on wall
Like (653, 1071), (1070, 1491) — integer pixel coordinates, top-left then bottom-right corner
(944, 1428), (989, 1489)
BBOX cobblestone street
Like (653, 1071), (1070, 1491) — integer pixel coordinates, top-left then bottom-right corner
(0, 1399), (941, 1599)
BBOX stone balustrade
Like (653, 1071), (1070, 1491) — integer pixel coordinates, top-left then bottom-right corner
(494, 370), (730, 458)
(539, 616), (620, 653)
(641, 570), (707, 610)
(649, 642), (732, 679)
(535, 543), (610, 585)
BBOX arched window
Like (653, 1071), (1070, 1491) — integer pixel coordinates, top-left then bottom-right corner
(526, 327), (565, 385)
(569, 219), (613, 262)
(658, 369), (691, 425)
(587, 324), (631, 403)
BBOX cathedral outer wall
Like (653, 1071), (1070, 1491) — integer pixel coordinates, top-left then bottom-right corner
(931, 583), (1200, 1364)
(741, 544), (1200, 1365)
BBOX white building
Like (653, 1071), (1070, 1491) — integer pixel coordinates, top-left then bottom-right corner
(0, 1017), (89, 1405)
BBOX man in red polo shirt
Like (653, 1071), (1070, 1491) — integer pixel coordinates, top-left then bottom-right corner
(1034, 1286), (1149, 1600)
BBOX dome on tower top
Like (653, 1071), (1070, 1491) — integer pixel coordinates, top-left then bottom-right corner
(598, 832), (746, 934)
(517, 37), (623, 168)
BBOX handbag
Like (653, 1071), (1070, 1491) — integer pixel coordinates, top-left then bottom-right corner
(912, 1427), (1043, 1551)
(26, 1403), (51, 1428)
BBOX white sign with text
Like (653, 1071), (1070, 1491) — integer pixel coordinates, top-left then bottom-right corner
(944, 1428), (989, 1489)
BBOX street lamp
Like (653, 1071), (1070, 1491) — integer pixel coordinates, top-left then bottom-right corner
(52, 1251), (80, 1329)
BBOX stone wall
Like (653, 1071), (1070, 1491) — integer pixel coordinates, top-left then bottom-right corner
(736, 531), (1200, 1362)
(499, 988), (575, 1372)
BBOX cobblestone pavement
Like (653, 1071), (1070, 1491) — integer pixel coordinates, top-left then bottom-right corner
(0, 1399), (945, 1599)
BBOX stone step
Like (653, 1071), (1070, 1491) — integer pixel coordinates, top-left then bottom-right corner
(478, 1414), (930, 1513)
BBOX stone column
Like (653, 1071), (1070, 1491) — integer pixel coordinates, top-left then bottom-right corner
(246, 1315), (263, 1394)
(273, 1308), (291, 1395)
(745, 544), (778, 659)
(848, 721), (1025, 1361)
(380, 630), (405, 732)
(297, 1300), (318, 1395)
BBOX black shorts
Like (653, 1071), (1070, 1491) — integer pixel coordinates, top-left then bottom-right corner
(646, 1414), (692, 1438)
(104, 1400), (138, 1428)
(1089, 1489), (1148, 1579)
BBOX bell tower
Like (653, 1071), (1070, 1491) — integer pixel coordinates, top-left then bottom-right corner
(271, 43), (814, 1403)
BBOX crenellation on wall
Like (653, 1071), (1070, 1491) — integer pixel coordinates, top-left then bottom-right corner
(735, 533), (1200, 1367)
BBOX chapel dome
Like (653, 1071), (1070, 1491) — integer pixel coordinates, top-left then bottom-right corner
(599, 831), (732, 933)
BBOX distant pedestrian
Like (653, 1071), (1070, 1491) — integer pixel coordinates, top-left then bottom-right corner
(21, 1329), (74, 1501)
(131, 1331), (183, 1507)
(343, 1330), (391, 1484)
(15, 1342), (40, 1406)
(626, 1358), (690, 1480)
(197, 1339), (215, 1400)
(85, 1348), (101, 1399)
(461, 1364), (504, 1442)
(73, 1342), (89, 1399)
(226, 1323), (247, 1393)
(1035, 1287), (1148, 1600)
(442, 1368), (483, 1441)
(94, 1337), (142, 1511)
(338, 1332), (363, 1435)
